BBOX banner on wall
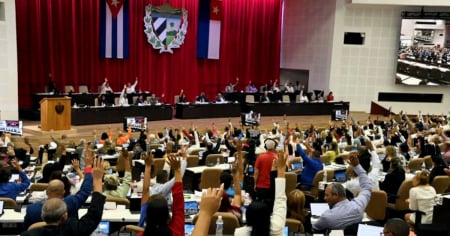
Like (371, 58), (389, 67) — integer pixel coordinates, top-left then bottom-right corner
(0, 120), (24, 136)
(197, 0), (222, 59)
(100, 0), (129, 59)
(144, 3), (188, 54)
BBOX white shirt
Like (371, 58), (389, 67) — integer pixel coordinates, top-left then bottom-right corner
(126, 80), (138, 94)
(234, 178), (286, 236)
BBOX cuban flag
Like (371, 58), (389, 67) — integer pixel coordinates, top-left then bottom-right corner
(197, 0), (222, 60)
(100, 0), (129, 59)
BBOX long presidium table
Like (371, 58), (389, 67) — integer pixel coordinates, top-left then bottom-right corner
(175, 102), (350, 119)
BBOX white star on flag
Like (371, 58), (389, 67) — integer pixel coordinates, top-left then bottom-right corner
(213, 6), (220, 15)
(111, 0), (120, 7)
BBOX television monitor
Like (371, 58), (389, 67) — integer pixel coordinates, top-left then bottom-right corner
(123, 116), (147, 131)
(241, 111), (260, 126)
(331, 109), (348, 121)
(396, 15), (450, 86)
(0, 120), (23, 136)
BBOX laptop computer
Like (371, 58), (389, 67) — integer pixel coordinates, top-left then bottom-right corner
(0, 201), (4, 216)
(185, 224), (195, 236)
(334, 171), (347, 182)
(9, 173), (19, 183)
(291, 162), (303, 171)
(91, 221), (109, 236)
(310, 203), (329, 218)
(356, 224), (383, 236)
(185, 201), (199, 216)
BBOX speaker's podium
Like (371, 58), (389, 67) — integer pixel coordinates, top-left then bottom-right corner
(40, 97), (71, 131)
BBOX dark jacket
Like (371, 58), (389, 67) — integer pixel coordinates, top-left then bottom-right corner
(380, 168), (405, 203)
(21, 192), (105, 236)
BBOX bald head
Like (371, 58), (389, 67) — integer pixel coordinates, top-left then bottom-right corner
(41, 198), (67, 224)
(46, 179), (65, 198)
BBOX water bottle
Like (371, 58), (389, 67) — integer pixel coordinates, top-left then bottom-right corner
(215, 215), (224, 236)
(140, 172), (144, 182)
(216, 157), (220, 165)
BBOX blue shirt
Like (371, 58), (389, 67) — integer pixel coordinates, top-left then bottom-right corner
(296, 144), (323, 187)
(0, 171), (30, 199)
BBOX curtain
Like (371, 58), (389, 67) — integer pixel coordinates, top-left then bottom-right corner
(16, 0), (282, 108)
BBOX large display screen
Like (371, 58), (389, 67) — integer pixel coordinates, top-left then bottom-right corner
(396, 17), (450, 86)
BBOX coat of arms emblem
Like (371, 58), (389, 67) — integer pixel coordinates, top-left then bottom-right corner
(144, 3), (188, 54)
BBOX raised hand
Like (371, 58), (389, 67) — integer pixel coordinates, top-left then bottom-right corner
(167, 154), (181, 171)
(72, 159), (81, 170)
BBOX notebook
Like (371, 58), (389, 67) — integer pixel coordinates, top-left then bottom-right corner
(185, 201), (199, 216)
(356, 224), (383, 236)
(310, 203), (329, 217)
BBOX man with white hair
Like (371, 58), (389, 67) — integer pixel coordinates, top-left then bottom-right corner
(254, 138), (278, 201)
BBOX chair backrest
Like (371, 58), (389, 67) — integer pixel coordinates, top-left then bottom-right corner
(431, 176), (450, 194)
(408, 158), (424, 172)
(152, 159), (166, 178)
(286, 218), (304, 233)
(285, 172), (298, 194)
(193, 212), (240, 235)
(120, 225), (144, 233)
(186, 155), (199, 167)
(282, 95), (290, 103)
(205, 154), (224, 165)
(393, 179), (414, 211)
(28, 221), (47, 230)
(423, 155), (433, 170)
(365, 190), (387, 221)
(64, 85), (75, 93)
(190, 148), (205, 156)
(29, 183), (49, 192)
(309, 169), (334, 198)
(78, 85), (89, 94)
(105, 196), (130, 208)
(199, 168), (223, 189)
(245, 95), (255, 103)
(0, 197), (17, 208)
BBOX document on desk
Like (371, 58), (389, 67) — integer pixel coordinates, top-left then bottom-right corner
(310, 203), (329, 217)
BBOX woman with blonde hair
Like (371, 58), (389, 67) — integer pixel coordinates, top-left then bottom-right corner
(405, 170), (436, 227)
(287, 189), (311, 233)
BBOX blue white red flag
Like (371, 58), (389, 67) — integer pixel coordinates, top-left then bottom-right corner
(100, 0), (129, 59)
(197, 0), (222, 60)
